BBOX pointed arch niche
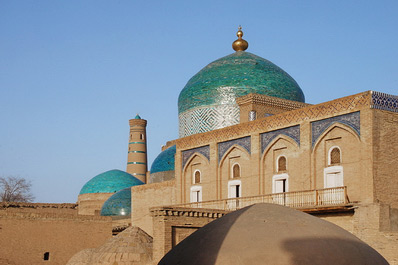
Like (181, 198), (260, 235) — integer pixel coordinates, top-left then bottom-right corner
(182, 153), (210, 203)
(219, 145), (250, 200)
(312, 123), (361, 202)
(261, 135), (301, 195)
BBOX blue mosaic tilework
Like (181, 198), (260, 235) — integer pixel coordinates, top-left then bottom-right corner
(179, 105), (239, 137)
(218, 136), (251, 163)
(182, 145), (210, 169)
(100, 187), (131, 216)
(260, 125), (300, 154)
(79, 169), (143, 195)
(178, 51), (305, 137)
(371, 91), (398, 113)
(311, 112), (360, 147)
(178, 51), (304, 113)
(150, 145), (176, 174)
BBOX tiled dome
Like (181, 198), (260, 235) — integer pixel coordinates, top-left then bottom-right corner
(149, 145), (176, 183)
(100, 187), (131, 216)
(79, 169), (143, 195)
(178, 51), (305, 137)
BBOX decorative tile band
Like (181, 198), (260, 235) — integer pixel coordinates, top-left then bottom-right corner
(182, 145), (210, 169)
(218, 136), (251, 163)
(127, 162), (147, 165)
(179, 105), (240, 138)
(260, 125), (300, 154)
(129, 142), (146, 144)
(176, 92), (371, 149)
(371, 91), (398, 113)
(128, 151), (146, 153)
(311, 111), (360, 147)
(131, 173), (146, 176)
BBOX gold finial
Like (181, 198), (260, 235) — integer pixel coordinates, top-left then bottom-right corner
(232, 25), (248, 52)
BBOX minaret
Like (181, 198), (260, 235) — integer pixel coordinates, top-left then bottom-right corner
(126, 114), (148, 183)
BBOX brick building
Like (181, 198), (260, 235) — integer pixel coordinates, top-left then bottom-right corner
(127, 28), (398, 264)
(1, 28), (397, 264)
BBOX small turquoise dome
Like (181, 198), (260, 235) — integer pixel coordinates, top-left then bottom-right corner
(100, 187), (131, 216)
(178, 51), (305, 137)
(149, 145), (176, 183)
(150, 145), (176, 174)
(79, 169), (144, 195)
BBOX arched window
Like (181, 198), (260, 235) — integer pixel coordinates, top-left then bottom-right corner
(278, 156), (287, 172)
(193, 170), (201, 184)
(140, 134), (145, 140)
(232, 164), (240, 179)
(329, 147), (341, 165)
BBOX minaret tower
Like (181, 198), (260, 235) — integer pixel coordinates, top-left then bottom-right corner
(126, 114), (148, 183)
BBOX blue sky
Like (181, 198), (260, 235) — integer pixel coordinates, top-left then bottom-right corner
(1, 1), (397, 203)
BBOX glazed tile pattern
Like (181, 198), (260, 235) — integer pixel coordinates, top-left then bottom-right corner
(79, 169), (143, 194)
(178, 51), (304, 137)
(218, 136), (251, 163)
(150, 145), (176, 174)
(100, 187), (131, 216)
(182, 145), (210, 169)
(311, 112), (360, 147)
(371, 91), (398, 113)
(179, 105), (240, 137)
(176, 92), (371, 150)
(260, 125), (300, 154)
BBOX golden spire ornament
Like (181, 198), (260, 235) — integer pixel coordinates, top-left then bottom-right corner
(232, 26), (248, 52)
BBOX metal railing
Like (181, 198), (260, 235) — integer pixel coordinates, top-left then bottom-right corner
(174, 186), (349, 211)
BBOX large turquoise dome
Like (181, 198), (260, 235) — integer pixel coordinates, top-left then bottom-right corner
(149, 145), (176, 184)
(100, 187), (132, 216)
(79, 169), (144, 195)
(178, 51), (305, 137)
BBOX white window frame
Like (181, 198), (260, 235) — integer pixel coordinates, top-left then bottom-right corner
(328, 146), (342, 166)
(276, 155), (287, 172)
(272, 173), (289, 193)
(193, 169), (201, 184)
(228, 179), (242, 198)
(190, 185), (202, 203)
(323, 166), (344, 188)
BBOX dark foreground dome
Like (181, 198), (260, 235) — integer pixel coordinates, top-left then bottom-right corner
(100, 187), (131, 216)
(79, 169), (143, 194)
(159, 203), (388, 265)
(149, 145), (176, 183)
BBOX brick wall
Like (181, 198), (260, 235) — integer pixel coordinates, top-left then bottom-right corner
(0, 204), (112, 265)
(372, 110), (398, 208)
(131, 180), (176, 236)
